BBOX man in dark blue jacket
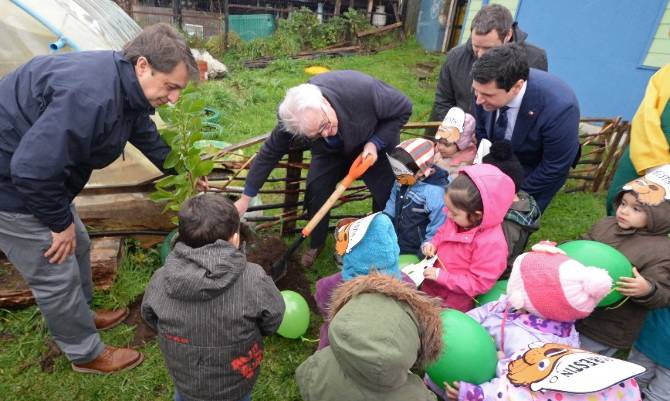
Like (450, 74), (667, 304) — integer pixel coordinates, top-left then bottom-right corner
(472, 44), (580, 212)
(234, 71), (412, 270)
(0, 23), (197, 374)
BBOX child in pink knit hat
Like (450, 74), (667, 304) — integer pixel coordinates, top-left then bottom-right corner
(427, 241), (643, 401)
(433, 107), (477, 182)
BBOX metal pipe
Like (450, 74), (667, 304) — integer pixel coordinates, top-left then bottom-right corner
(49, 37), (66, 51)
(10, 0), (81, 52)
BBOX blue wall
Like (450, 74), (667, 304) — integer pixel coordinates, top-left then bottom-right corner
(516, 0), (665, 120)
(416, 0), (446, 51)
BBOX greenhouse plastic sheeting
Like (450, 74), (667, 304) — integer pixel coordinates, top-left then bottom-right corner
(0, 0), (141, 77)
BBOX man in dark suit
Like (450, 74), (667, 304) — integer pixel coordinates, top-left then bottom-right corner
(472, 43), (580, 212)
(429, 3), (547, 129)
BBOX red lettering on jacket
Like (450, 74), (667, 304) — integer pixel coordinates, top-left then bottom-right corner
(231, 343), (264, 379)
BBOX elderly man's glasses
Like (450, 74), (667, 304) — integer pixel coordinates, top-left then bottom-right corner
(314, 105), (332, 137)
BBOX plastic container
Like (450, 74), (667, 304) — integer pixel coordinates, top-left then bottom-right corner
(372, 5), (387, 27)
(202, 122), (225, 140)
(227, 14), (276, 42)
(202, 107), (221, 124)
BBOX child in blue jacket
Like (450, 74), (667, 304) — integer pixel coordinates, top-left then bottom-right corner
(384, 138), (447, 257)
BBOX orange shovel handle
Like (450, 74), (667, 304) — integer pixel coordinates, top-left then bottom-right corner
(302, 154), (375, 237)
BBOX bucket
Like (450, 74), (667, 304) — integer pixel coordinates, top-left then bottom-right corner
(372, 5), (387, 27)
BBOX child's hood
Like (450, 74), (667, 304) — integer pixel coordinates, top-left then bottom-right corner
(162, 240), (247, 301)
(641, 200), (670, 234)
(326, 274), (443, 390)
(460, 164), (515, 229)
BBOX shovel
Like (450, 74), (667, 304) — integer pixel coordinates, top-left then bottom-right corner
(270, 153), (375, 281)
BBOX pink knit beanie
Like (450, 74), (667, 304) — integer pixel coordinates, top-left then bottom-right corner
(506, 241), (612, 322)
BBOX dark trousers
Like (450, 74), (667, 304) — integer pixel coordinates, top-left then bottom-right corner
(304, 150), (395, 249)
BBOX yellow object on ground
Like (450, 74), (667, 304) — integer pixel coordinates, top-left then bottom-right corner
(304, 65), (331, 75)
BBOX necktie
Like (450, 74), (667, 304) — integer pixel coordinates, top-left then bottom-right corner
(493, 106), (510, 142)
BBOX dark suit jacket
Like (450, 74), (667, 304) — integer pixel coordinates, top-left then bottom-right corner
(474, 68), (580, 211)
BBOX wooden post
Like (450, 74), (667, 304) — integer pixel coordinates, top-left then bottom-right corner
(173, 0), (183, 29)
(441, 0), (458, 53)
(223, 0), (229, 50)
(281, 149), (304, 237)
(367, 0), (374, 21)
(392, 1), (405, 40)
(334, 0), (342, 16)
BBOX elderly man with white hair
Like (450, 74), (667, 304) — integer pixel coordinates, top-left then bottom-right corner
(235, 70), (412, 268)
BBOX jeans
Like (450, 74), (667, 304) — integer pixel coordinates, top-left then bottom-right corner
(628, 346), (670, 401)
(0, 206), (104, 363)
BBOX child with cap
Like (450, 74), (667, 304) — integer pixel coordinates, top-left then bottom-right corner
(314, 212), (414, 350)
(433, 107), (477, 181)
(384, 138), (448, 257)
(482, 141), (541, 277)
(429, 242), (642, 401)
(421, 164), (515, 311)
(297, 273), (443, 401)
(576, 165), (670, 356)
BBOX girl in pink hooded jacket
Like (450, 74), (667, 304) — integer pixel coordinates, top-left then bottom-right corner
(421, 164), (515, 311)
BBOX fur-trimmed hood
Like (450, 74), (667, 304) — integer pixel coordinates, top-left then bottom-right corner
(329, 273), (443, 368)
(295, 274), (442, 401)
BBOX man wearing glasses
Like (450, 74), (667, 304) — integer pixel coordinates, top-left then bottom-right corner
(235, 70), (412, 268)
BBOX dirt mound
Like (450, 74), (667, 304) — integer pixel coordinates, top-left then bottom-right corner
(126, 296), (157, 347)
(40, 340), (62, 373)
(245, 235), (316, 311)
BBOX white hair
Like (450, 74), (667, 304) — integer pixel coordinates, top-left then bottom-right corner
(277, 83), (324, 136)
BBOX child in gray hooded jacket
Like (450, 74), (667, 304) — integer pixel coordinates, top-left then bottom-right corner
(142, 193), (285, 401)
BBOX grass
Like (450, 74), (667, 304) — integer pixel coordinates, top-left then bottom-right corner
(0, 40), (608, 400)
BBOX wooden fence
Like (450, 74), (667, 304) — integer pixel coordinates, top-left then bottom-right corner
(207, 118), (631, 236)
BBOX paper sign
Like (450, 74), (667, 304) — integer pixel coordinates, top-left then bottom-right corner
(507, 342), (646, 393)
(436, 107), (465, 143)
(401, 256), (437, 287)
(623, 164), (670, 205)
(334, 212), (380, 256)
(474, 138), (492, 165)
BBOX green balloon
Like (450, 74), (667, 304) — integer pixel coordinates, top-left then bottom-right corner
(277, 290), (310, 339)
(398, 254), (420, 268)
(558, 240), (633, 307)
(476, 280), (508, 305)
(426, 309), (497, 388)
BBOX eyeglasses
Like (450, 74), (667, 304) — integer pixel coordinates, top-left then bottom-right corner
(314, 105), (332, 137)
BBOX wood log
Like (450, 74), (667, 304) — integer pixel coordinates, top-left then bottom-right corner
(75, 191), (174, 232)
(356, 21), (403, 38)
(0, 237), (123, 308)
